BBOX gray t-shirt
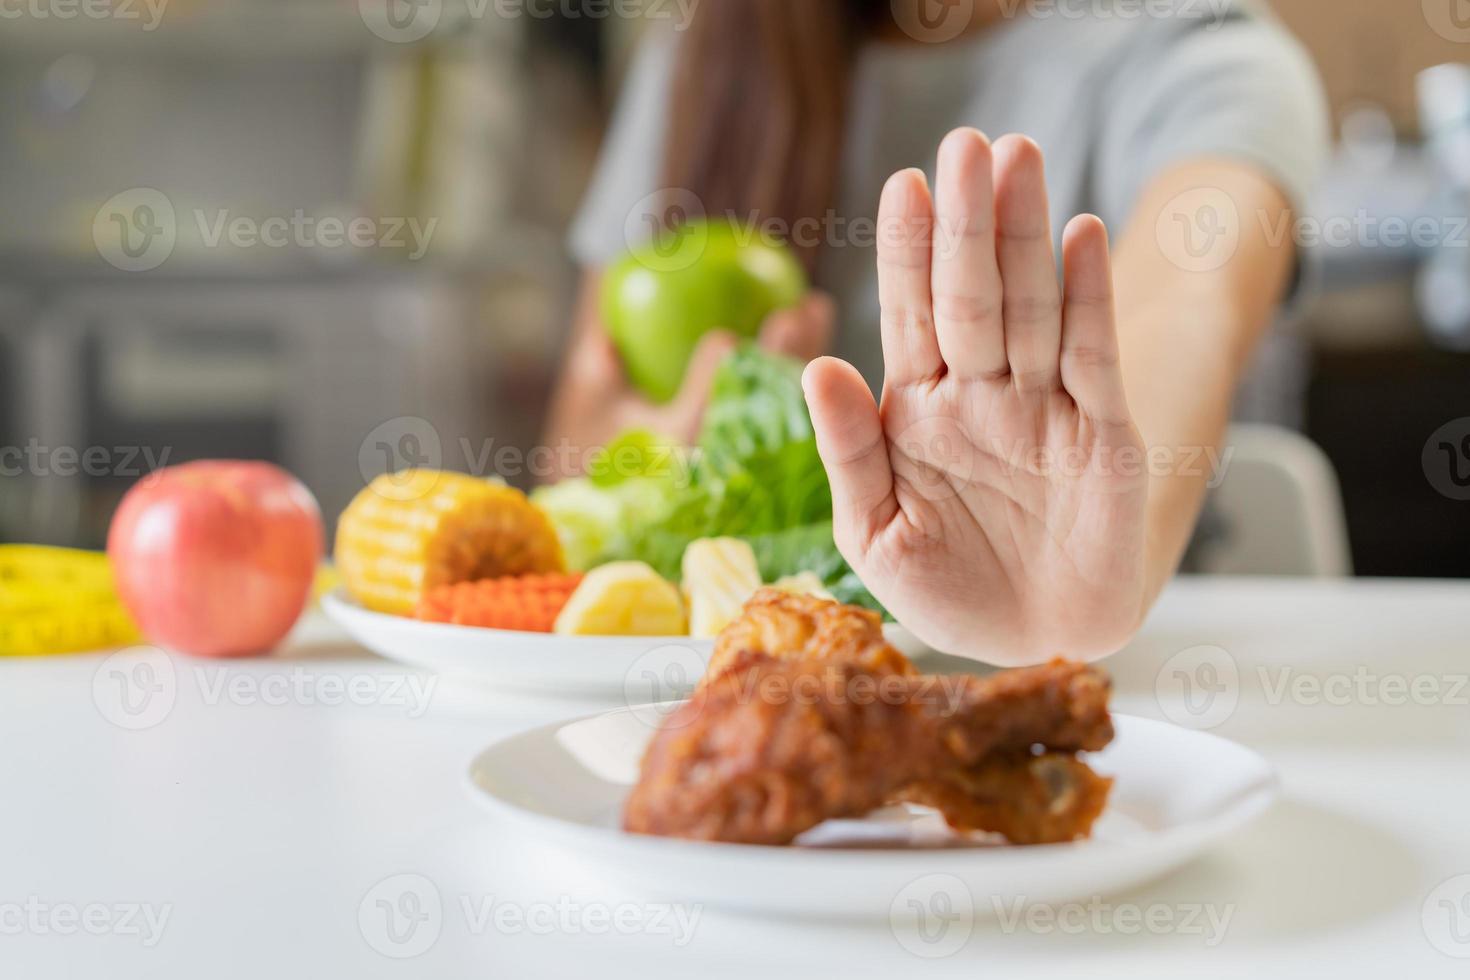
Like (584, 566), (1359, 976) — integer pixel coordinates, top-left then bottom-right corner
(571, 0), (1328, 404)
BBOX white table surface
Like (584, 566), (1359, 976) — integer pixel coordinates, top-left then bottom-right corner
(2, 576), (1468, 979)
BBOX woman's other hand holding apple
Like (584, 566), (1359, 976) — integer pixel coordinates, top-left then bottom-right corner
(550, 287), (835, 472)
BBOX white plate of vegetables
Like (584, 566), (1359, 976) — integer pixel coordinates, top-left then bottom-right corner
(327, 349), (927, 696)
(322, 587), (927, 698)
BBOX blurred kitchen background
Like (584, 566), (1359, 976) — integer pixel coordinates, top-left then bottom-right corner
(1, 0), (1467, 578)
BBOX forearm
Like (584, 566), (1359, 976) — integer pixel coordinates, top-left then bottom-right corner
(1116, 293), (1246, 606)
(1112, 161), (1297, 608)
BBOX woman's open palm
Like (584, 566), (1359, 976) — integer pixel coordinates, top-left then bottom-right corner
(803, 129), (1149, 665)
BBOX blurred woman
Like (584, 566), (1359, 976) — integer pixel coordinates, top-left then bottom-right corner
(546, 0), (1327, 662)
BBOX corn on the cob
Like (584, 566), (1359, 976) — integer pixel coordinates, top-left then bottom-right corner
(680, 537), (763, 638)
(553, 561), (686, 636)
(335, 470), (564, 615)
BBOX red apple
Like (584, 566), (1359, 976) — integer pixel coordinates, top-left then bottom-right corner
(108, 460), (323, 657)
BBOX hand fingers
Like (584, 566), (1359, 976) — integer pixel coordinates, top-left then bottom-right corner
(876, 169), (945, 388)
(667, 329), (738, 442)
(802, 356), (897, 549)
(931, 128), (1007, 380)
(1060, 215), (1130, 424)
(993, 135), (1062, 393)
(759, 290), (836, 362)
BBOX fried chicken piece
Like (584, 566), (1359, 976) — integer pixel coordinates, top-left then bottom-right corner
(895, 752), (1113, 845)
(704, 588), (915, 685)
(623, 656), (1113, 845)
(689, 589), (1114, 844)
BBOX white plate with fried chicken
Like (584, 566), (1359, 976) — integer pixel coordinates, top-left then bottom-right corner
(464, 591), (1278, 917)
(467, 708), (1275, 918)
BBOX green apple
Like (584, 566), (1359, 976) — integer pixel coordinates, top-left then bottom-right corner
(601, 218), (807, 404)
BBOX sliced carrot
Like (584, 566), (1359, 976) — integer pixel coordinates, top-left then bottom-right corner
(414, 573), (584, 633)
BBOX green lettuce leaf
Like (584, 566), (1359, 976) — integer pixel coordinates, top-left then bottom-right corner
(536, 347), (887, 616)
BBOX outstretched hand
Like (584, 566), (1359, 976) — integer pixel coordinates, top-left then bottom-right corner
(803, 129), (1149, 666)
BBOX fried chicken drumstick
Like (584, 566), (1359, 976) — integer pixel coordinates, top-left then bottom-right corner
(661, 590), (1114, 845)
(622, 647), (1113, 845)
(893, 752), (1114, 845)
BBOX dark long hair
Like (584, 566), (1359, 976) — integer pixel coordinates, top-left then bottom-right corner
(661, 1), (890, 273)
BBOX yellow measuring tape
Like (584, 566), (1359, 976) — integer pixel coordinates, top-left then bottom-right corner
(0, 545), (143, 655)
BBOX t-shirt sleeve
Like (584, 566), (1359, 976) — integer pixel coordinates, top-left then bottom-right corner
(568, 32), (678, 267)
(1093, 12), (1330, 231)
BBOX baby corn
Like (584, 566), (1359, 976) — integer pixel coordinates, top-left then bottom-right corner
(681, 537), (763, 638)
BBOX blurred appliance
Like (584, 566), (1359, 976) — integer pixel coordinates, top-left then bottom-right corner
(6, 276), (482, 547)
(0, 290), (34, 540)
(1415, 64), (1470, 350)
(0, 4), (578, 547)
